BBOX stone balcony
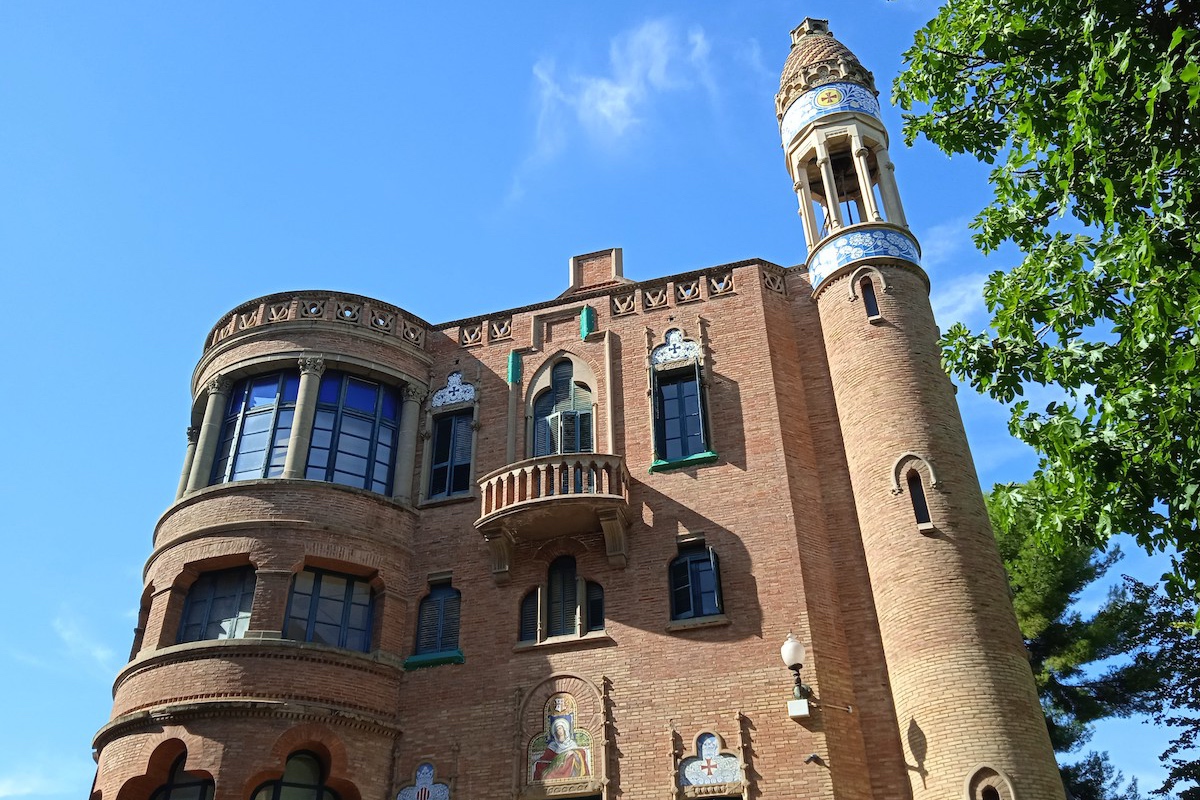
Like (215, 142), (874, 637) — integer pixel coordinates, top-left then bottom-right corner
(475, 453), (632, 582)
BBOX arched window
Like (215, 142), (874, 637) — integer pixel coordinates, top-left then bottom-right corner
(414, 583), (461, 656)
(210, 371), (299, 484)
(252, 752), (339, 800)
(981, 788), (1001, 800)
(306, 371), (399, 494)
(532, 361), (593, 456)
(178, 566), (256, 643)
(284, 568), (374, 652)
(670, 546), (723, 620)
(907, 470), (932, 526)
(518, 556), (604, 644)
(150, 754), (214, 800)
(860, 276), (880, 318)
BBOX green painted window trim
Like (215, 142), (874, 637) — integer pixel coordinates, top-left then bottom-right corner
(580, 305), (596, 340)
(649, 450), (718, 473)
(403, 649), (465, 670)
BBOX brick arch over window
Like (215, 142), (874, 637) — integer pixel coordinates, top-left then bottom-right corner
(963, 764), (1017, 800)
(250, 725), (362, 800)
(113, 737), (213, 800)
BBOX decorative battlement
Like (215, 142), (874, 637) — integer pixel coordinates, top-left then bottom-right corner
(204, 291), (429, 353)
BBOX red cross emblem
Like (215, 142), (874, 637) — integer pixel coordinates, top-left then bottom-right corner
(816, 87), (842, 107)
(701, 758), (718, 776)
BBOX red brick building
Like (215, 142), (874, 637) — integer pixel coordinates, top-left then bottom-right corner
(92, 20), (1065, 800)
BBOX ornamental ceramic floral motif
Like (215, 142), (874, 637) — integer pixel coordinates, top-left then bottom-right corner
(651, 329), (701, 366)
(397, 763), (450, 800)
(679, 732), (741, 787)
(808, 228), (921, 289)
(431, 372), (476, 407)
(779, 81), (881, 144)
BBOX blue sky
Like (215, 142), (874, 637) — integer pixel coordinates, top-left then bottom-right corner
(0, 2), (1167, 796)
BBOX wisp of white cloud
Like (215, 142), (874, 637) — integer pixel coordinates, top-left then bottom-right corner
(52, 612), (117, 673)
(930, 272), (989, 328)
(0, 756), (95, 798)
(508, 18), (715, 204)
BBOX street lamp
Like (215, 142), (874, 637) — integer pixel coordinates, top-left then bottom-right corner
(781, 632), (812, 720)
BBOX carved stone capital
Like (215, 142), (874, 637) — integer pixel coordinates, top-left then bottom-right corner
(185, 426), (200, 444)
(404, 385), (428, 404)
(298, 354), (326, 377)
(204, 376), (232, 396)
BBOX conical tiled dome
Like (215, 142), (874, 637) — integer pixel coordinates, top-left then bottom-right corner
(776, 19), (876, 119)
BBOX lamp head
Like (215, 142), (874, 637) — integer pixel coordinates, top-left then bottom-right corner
(780, 632), (806, 670)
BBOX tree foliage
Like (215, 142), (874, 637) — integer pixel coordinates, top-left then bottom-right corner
(1129, 579), (1200, 798)
(894, 0), (1200, 596)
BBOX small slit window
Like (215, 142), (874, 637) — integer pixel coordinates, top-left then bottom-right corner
(907, 470), (931, 526)
(860, 277), (880, 318)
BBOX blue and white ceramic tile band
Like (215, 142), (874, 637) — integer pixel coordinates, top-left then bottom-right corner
(780, 82), (881, 144)
(807, 227), (921, 289)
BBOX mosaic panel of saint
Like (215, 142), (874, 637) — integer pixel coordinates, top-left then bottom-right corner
(528, 693), (593, 782)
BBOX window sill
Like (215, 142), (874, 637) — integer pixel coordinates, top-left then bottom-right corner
(917, 521), (938, 535)
(867, 314), (885, 325)
(513, 630), (614, 653)
(404, 649), (465, 670)
(665, 614), (730, 633)
(649, 451), (719, 473)
(418, 492), (477, 509)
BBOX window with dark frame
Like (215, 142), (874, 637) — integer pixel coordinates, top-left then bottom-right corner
(653, 362), (710, 463)
(414, 583), (461, 655)
(670, 546), (723, 620)
(532, 361), (594, 457)
(251, 752), (339, 800)
(150, 754), (214, 800)
(177, 567), (256, 644)
(210, 371), (299, 485)
(429, 409), (473, 498)
(305, 371), (399, 494)
(284, 568), (374, 652)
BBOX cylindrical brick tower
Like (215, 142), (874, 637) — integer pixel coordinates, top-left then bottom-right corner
(92, 292), (432, 800)
(776, 19), (1064, 800)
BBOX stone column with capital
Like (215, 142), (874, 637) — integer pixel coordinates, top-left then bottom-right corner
(281, 354), (326, 480)
(175, 426), (200, 500)
(185, 376), (231, 494)
(872, 146), (908, 228)
(392, 385), (426, 503)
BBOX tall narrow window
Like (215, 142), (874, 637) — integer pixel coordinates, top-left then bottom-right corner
(177, 567), (256, 643)
(533, 361), (593, 456)
(252, 753), (339, 800)
(653, 363), (710, 462)
(519, 589), (539, 642)
(907, 470), (932, 526)
(306, 371), (399, 494)
(414, 583), (461, 655)
(210, 372), (299, 484)
(547, 556), (578, 637)
(670, 546), (723, 620)
(151, 754), (214, 800)
(860, 277), (880, 318)
(284, 568), (374, 652)
(429, 410), (473, 498)
(585, 581), (604, 633)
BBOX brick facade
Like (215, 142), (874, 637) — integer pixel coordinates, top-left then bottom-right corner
(91, 19), (1064, 800)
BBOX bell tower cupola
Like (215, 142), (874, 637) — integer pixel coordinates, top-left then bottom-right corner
(776, 18), (917, 289)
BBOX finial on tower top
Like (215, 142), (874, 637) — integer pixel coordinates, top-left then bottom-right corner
(790, 18), (831, 46)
